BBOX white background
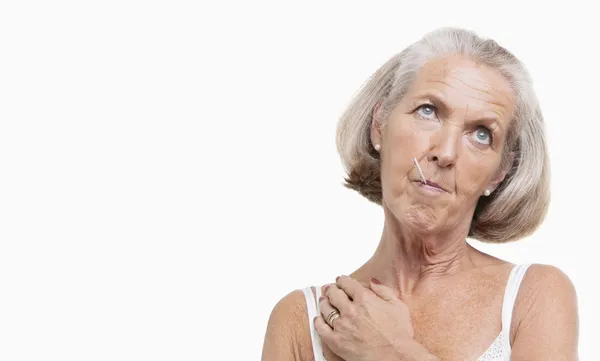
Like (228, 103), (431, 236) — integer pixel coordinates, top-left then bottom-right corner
(0, 1), (597, 360)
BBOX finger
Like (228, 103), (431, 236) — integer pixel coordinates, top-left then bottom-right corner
(314, 315), (336, 341)
(318, 295), (338, 321)
(336, 275), (371, 301)
(369, 277), (398, 302)
(324, 284), (352, 314)
(315, 316), (343, 356)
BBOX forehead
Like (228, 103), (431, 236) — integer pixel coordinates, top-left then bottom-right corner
(406, 55), (516, 118)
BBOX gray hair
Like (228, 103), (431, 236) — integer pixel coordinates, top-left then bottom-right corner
(336, 27), (550, 243)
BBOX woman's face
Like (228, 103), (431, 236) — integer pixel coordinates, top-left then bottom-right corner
(373, 56), (516, 233)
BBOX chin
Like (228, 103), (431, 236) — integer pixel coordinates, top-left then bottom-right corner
(403, 204), (440, 232)
(387, 198), (441, 233)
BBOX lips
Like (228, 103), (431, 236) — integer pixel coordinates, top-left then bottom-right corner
(412, 179), (448, 193)
(425, 181), (447, 192)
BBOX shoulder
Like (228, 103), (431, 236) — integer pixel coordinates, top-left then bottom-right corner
(270, 289), (308, 321)
(517, 264), (577, 308)
(510, 264), (579, 359)
(261, 288), (314, 361)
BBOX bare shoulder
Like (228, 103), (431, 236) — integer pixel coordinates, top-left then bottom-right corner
(511, 264), (579, 360)
(523, 263), (576, 287)
(515, 264), (578, 315)
(261, 289), (314, 361)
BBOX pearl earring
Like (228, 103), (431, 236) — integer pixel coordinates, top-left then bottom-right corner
(483, 189), (491, 196)
(374, 144), (381, 151)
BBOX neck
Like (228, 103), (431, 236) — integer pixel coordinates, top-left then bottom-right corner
(353, 206), (476, 300)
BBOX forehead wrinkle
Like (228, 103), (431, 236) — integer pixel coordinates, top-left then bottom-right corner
(446, 65), (515, 111)
(444, 75), (511, 106)
(419, 60), (514, 104)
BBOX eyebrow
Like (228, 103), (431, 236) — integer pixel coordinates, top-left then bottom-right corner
(411, 92), (451, 114)
(411, 92), (505, 131)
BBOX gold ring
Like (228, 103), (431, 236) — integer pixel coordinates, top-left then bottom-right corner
(326, 309), (340, 327)
(328, 313), (340, 327)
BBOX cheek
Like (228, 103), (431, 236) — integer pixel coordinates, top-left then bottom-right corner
(380, 153), (411, 195)
(456, 152), (498, 194)
(382, 123), (419, 174)
(379, 120), (426, 199)
(386, 117), (429, 155)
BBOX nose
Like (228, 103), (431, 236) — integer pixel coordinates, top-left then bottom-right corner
(427, 126), (460, 168)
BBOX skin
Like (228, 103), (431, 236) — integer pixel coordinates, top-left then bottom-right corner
(262, 56), (579, 361)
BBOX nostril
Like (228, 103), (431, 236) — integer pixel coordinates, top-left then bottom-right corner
(432, 156), (438, 161)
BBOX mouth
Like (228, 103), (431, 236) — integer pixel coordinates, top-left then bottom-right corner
(412, 179), (449, 193)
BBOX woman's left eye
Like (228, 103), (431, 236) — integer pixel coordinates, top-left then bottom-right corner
(472, 127), (492, 145)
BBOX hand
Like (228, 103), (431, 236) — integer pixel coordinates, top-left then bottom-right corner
(315, 276), (435, 361)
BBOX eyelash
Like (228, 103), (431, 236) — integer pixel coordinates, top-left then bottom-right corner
(413, 104), (495, 146)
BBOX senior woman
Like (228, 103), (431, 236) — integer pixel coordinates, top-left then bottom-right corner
(261, 27), (578, 361)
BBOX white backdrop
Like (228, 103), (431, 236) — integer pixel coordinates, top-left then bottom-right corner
(0, 1), (597, 360)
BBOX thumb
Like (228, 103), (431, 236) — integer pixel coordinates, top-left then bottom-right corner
(369, 277), (397, 302)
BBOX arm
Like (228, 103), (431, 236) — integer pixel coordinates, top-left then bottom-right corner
(261, 290), (311, 361)
(510, 264), (579, 361)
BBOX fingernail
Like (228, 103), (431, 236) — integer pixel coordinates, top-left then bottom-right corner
(371, 277), (382, 285)
(336, 276), (340, 282)
(319, 296), (325, 302)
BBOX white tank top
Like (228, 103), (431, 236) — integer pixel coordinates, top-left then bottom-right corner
(302, 263), (531, 361)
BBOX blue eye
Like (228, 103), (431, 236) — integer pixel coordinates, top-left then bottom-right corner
(416, 104), (436, 120)
(472, 127), (491, 145)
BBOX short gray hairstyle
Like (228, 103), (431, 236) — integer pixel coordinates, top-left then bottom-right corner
(336, 27), (550, 243)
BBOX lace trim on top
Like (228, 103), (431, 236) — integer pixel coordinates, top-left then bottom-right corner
(476, 333), (504, 361)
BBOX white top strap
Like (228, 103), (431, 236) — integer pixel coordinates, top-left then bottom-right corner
(302, 286), (324, 361)
(501, 264), (532, 357)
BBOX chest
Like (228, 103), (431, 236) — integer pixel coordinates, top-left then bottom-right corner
(321, 274), (508, 361)
(409, 282), (505, 360)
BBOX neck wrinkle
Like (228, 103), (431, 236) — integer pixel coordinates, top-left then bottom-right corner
(366, 213), (474, 299)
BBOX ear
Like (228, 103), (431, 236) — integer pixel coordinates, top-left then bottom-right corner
(487, 151), (515, 192)
(370, 100), (383, 149)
